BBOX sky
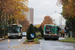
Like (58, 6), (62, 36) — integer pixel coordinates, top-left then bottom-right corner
(28, 0), (66, 26)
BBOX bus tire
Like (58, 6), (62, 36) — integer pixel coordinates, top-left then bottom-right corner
(19, 36), (22, 39)
(8, 36), (11, 39)
(8, 37), (11, 39)
(44, 38), (47, 40)
(56, 38), (58, 40)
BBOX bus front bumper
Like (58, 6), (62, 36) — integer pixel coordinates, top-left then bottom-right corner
(44, 35), (59, 39)
(8, 35), (22, 38)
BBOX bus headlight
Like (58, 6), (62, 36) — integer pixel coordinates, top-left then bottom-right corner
(18, 33), (21, 36)
(8, 33), (10, 36)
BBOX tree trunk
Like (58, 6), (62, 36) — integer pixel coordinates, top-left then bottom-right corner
(73, 31), (75, 40)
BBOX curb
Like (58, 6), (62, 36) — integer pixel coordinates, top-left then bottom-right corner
(58, 40), (75, 43)
(0, 38), (8, 41)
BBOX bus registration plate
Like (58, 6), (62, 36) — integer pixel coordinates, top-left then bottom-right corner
(51, 33), (55, 34)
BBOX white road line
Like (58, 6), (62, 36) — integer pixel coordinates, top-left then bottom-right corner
(40, 45), (41, 47)
(39, 48), (41, 50)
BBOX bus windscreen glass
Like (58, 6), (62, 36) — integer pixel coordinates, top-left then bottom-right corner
(8, 27), (21, 33)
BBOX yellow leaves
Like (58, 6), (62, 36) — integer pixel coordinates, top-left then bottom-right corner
(17, 6), (21, 9)
(15, 0), (18, 3)
(22, 0), (24, 1)
(41, 16), (53, 29)
(65, 6), (68, 9)
(14, 13), (25, 21)
(18, 0), (21, 2)
(68, 0), (71, 2)
(35, 24), (40, 28)
(60, 0), (75, 18)
(0, 0), (29, 24)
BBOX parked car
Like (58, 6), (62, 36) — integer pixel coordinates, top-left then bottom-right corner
(22, 32), (26, 37)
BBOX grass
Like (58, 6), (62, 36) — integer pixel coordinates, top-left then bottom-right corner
(24, 39), (28, 43)
(24, 38), (40, 44)
(60, 37), (75, 43)
(34, 38), (40, 43)
(38, 37), (44, 39)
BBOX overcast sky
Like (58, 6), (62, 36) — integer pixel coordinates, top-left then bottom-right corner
(28, 0), (66, 25)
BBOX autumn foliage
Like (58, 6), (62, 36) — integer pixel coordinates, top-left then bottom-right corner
(35, 24), (40, 28)
(0, 0), (29, 37)
(57, 0), (75, 18)
(57, 0), (75, 37)
(41, 16), (53, 29)
(0, 0), (29, 24)
(19, 19), (29, 32)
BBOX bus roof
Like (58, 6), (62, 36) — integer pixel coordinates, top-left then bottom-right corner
(45, 24), (57, 26)
(7, 24), (22, 27)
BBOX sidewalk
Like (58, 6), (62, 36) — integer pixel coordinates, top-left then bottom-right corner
(0, 38), (6, 41)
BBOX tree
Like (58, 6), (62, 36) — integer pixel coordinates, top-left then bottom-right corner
(34, 27), (38, 32)
(0, 11), (2, 37)
(27, 24), (36, 40)
(57, 0), (75, 18)
(0, 0), (29, 24)
(38, 27), (43, 37)
(0, 0), (29, 37)
(19, 19), (29, 32)
(41, 16), (53, 29)
(66, 17), (75, 37)
(57, 0), (75, 38)
(35, 24), (40, 28)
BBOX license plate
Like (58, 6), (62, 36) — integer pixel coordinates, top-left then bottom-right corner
(51, 33), (55, 34)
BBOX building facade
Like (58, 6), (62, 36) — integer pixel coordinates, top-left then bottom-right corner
(24, 8), (34, 24)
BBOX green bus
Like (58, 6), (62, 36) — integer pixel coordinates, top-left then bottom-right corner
(7, 24), (22, 39)
(44, 24), (60, 40)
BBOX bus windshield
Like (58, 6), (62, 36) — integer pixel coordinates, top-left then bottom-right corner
(8, 27), (21, 33)
(45, 25), (52, 34)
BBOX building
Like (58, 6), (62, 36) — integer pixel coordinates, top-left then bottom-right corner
(24, 8), (34, 24)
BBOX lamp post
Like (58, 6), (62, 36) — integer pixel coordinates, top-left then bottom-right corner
(55, 11), (64, 29)
(53, 20), (56, 25)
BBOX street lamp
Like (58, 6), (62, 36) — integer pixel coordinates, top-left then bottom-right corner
(55, 11), (64, 29)
(53, 20), (56, 25)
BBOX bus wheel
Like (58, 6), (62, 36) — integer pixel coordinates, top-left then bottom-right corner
(8, 37), (11, 39)
(19, 36), (22, 39)
(20, 37), (22, 39)
(44, 38), (47, 40)
(56, 38), (58, 40)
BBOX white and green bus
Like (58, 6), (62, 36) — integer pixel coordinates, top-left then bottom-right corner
(44, 24), (60, 40)
(7, 24), (22, 39)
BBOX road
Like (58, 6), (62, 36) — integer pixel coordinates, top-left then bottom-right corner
(0, 37), (26, 50)
(0, 37), (75, 50)
(39, 39), (75, 50)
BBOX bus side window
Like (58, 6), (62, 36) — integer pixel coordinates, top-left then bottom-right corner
(53, 26), (55, 28)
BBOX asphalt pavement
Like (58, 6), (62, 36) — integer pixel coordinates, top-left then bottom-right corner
(0, 37), (75, 50)
(0, 37), (26, 50)
(39, 39), (75, 50)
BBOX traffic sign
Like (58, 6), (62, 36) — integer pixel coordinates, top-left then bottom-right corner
(30, 34), (34, 38)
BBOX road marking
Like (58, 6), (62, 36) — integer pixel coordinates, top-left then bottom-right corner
(39, 48), (41, 50)
(40, 42), (43, 44)
(40, 45), (41, 47)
